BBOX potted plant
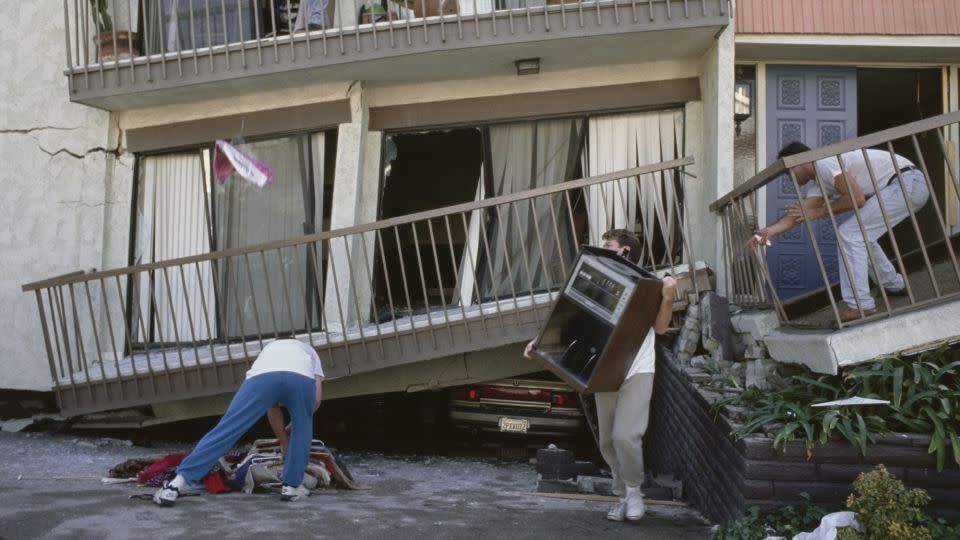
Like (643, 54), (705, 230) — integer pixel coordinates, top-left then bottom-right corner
(90, 0), (139, 61)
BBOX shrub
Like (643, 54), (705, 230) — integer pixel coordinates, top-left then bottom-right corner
(843, 465), (931, 540)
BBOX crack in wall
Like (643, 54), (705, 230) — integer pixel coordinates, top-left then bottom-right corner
(0, 127), (83, 135)
(56, 201), (120, 208)
(17, 116), (126, 160)
(39, 145), (122, 160)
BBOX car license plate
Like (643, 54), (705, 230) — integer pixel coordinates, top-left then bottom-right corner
(498, 417), (529, 433)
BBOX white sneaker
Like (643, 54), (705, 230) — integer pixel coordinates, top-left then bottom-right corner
(624, 485), (645, 521)
(606, 499), (626, 521)
(152, 481), (180, 507)
(152, 475), (202, 507)
(280, 483), (310, 501)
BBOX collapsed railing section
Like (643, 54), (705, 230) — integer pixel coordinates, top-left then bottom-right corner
(711, 111), (960, 327)
(23, 156), (695, 413)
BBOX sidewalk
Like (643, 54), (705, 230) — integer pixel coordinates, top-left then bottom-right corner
(0, 431), (712, 539)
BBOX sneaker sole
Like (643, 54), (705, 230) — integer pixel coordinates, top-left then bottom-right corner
(281, 494), (306, 502)
(606, 515), (625, 522)
(154, 498), (176, 507)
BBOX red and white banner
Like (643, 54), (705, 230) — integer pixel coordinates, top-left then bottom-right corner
(213, 140), (273, 188)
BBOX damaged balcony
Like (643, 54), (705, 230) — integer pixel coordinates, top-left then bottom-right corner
(712, 111), (960, 374)
(64, 0), (730, 110)
(22, 156), (697, 416)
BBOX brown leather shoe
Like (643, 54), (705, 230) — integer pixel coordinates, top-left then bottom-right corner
(839, 306), (877, 322)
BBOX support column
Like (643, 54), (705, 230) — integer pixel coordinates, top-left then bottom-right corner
(325, 82), (382, 332)
(696, 24), (735, 296)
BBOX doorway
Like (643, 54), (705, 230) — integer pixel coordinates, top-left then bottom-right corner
(857, 68), (944, 255)
(373, 129), (484, 321)
(764, 65), (945, 300)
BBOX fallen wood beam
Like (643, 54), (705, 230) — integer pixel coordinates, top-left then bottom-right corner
(525, 492), (687, 506)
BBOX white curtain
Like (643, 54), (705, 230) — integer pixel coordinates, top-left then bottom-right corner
(583, 109), (685, 269)
(136, 152), (214, 342)
(475, 118), (580, 300)
(216, 134), (317, 338)
(146, 0), (255, 55)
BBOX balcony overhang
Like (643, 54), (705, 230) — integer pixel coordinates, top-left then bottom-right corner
(736, 34), (960, 65)
(65, 1), (730, 111)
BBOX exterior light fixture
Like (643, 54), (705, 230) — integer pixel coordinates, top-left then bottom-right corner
(515, 58), (540, 76)
(734, 80), (752, 136)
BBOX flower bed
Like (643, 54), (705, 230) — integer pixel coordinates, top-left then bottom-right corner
(645, 348), (960, 523)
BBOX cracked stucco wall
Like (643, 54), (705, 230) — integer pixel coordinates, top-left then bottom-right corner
(1, 2), (131, 391)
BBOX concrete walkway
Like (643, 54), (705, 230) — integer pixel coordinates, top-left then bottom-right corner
(0, 431), (713, 539)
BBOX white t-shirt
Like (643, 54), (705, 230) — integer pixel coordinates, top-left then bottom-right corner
(246, 339), (325, 381)
(625, 327), (656, 379)
(805, 149), (914, 200)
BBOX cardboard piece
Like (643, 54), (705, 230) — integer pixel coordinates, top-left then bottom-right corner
(529, 246), (662, 394)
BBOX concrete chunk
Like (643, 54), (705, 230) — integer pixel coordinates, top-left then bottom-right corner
(730, 311), (780, 341)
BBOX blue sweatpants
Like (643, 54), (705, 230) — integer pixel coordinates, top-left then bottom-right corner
(176, 370), (315, 487)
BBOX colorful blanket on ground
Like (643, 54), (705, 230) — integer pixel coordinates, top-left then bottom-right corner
(107, 439), (365, 494)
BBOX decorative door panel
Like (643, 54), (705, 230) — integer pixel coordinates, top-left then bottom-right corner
(765, 66), (857, 300)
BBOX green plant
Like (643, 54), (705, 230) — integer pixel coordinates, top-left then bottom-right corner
(845, 346), (960, 470)
(712, 493), (828, 540)
(714, 345), (960, 469)
(89, 0), (113, 33)
(717, 372), (887, 458)
(842, 464), (931, 540)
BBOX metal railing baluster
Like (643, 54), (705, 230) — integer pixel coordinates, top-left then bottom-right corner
(886, 142), (938, 297)
(426, 219), (456, 344)
(391, 226), (421, 353)
(189, 0), (200, 74)
(160, 266), (190, 389)
(374, 229), (404, 351)
(339, 235), (376, 357)
(81, 280), (110, 401)
(356, 231), (387, 359)
(97, 278), (124, 401)
(241, 254), (266, 346)
(911, 134), (960, 286)
(442, 214), (475, 340)
(275, 247), (298, 335)
(410, 222), (441, 348)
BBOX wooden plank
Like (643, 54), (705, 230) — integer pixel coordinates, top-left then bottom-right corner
(525, 492), (688, 506)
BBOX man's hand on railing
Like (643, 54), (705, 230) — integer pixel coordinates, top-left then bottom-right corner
(746, 227), (773, 249)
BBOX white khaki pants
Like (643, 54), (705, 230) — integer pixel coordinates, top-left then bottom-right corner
(837, 169), (929, 311)
(595, 372), (654, 491)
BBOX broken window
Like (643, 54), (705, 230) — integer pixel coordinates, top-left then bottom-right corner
(130, 130), (337, 346)
(373, 108), (685, 317)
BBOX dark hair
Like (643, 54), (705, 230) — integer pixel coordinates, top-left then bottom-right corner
(601, 228), (641, 263)
(777, 141), (811, 159)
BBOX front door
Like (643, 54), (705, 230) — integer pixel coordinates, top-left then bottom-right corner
(765, 65), (857, 300)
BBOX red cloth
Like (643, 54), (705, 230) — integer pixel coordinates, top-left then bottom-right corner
(203, 470), (231, 494)
(137, 453), (186, 485)
(311, 452), (337, 477)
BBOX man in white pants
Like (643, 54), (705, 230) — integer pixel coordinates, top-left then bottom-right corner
(525, 229), (677, 522)
(750, 142), (930, 322)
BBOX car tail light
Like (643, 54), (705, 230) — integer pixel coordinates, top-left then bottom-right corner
(481, 386), (551, 402)
(450, 387), (480, 401)
(551, 392), (578, 407)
